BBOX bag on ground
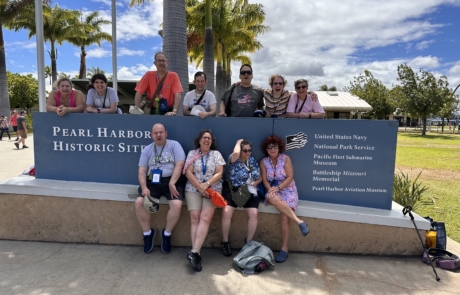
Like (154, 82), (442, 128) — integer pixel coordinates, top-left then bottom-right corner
(422, 248), (460, 270)
(424, 216), (447, 255)
(233, 240), (275, 274)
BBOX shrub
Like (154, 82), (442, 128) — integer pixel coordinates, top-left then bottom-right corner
(393, 170), (434, 211)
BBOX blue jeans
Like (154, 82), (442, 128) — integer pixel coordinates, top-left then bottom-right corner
(0, 128), (10, 139)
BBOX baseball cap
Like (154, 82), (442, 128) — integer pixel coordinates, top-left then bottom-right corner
(143, 195), (160, 213)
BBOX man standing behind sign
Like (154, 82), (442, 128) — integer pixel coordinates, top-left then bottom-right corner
(135, 123), (186, 254)
(130, 52), (183, 116)
(182, 71), (216, 118)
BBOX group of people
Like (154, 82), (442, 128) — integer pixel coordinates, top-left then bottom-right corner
(44, 51), (324, 119)
(0, 110), (28, 149)
(137, 123), (309, 272)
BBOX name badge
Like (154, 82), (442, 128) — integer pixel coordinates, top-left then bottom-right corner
(151, 169), (162, 184)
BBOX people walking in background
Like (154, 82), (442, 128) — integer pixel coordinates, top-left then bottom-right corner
(14, 110), (28, 149)
(9, 110), (19, 141)
(0, 115), (11, 140)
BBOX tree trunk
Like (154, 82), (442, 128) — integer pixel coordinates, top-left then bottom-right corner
(0, 24), (11, 117)
(422, 116), (427, 136)
(50, 42), (58, 85)
(203, 0), (214, 93)
(79, 45), (87, 79)
(226, 57), (231, 89)
(163, 0), (188, 116)
(215, 42), (223, 106)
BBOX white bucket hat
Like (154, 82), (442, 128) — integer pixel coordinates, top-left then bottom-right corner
(190, 105), (206, 116)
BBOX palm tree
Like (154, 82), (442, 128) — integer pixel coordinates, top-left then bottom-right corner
(130, 0), (188, 115)
(0, 0), (49, 119)
(87, 66), (105, 78)
(58, 72), (70, 79)
(44, 65), (52, 85)
(187, 0), (269, 101)
(7, 3), (83, 84)
(67, 11), (112, 81)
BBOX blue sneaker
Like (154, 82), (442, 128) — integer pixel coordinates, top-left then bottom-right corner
(161, 229), (171, 254)
(143, 228), (156, 254)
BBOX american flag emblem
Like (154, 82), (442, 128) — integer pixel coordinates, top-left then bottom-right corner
(286, 132), (307, 151)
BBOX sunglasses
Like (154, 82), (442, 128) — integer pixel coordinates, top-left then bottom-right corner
(240, 70), (252, 75)
(242, 149), (252, 153)
(267, 145), (279, 150)
(296, 85), (307, 90)
(273, 82), (284, 86)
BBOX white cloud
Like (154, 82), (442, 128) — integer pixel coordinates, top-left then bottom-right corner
(117, 63), (153, 80)
(233, 0), (457, 91)
(408, 56), (441, 69)
(84, 48), (112, 58)
(91, 0), (124, 7)
(416, 40), (435, 50)
(7, 41), (36, 51)
(118, 47), (145, 56)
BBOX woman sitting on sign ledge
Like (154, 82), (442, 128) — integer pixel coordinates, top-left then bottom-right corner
(286, 79), (324, 119)
(46, 77), (85, 116)
(260, 134), (309, 263)
(86, 73), (119, 114)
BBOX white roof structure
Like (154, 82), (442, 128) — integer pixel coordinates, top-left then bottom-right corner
(316, 91), (372, 112)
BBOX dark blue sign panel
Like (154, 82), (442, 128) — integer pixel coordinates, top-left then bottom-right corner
(33, 113), (397, 209)
(33, 113), (272, 185)
(274, 119), (398, 209)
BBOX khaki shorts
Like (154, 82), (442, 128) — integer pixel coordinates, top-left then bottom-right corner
(185, 191), (216, 211)
(18, 130), (27, 138)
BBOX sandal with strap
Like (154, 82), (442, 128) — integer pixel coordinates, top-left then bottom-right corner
(222, 241), (232, 257)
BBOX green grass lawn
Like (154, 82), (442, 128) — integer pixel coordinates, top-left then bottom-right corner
(395, 132), (460, 242)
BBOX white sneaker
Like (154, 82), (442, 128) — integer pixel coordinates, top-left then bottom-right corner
(129, 106), (144, 115)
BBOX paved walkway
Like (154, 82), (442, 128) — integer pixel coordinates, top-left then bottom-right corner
(1, 134), (459, 295)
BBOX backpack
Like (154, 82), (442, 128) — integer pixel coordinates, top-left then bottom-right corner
(233, 240), (275, 274)
(424, 216), (447, 255)
(422, 248), (460, 270)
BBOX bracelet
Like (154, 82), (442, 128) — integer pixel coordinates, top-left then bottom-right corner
(277, 185), (281, 191)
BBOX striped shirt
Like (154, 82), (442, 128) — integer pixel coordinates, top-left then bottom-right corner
(263, 89), (291, 117)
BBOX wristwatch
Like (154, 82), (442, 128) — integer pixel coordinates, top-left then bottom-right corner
(277, 185), (281, 191)
(97, 108), (101, 113)
(206, 181), (211, 186)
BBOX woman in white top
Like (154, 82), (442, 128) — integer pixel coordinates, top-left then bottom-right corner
(86, 73), (119, 114)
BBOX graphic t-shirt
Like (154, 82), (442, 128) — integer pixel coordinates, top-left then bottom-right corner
(222, 85), (264, 117)
(183, 90), (217, 112)
(138, 140), (185, 177)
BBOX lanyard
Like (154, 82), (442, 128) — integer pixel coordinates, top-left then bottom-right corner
(294, 94), (308, 113)
(155, 74), (165, 97)
(154, 140), (166, 166)
(242, 158), (253, 181)
(201, 152), (209, 175)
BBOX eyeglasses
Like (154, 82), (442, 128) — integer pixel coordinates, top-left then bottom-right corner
(267, 145), (279, 150)
(242, 149), (252, 153)
(240, 70), (252, 75)
(155, 59), (167, 63)
(273, 82), (284, 86)
(201, 136), (212, 140)
(296, 85), (307, 90)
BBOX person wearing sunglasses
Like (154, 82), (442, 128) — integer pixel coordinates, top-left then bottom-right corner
(221, 139), (262, 257)
(219, 64), (264, 117)
(260, 135), (310, 263)
(286, 79), (325, 119)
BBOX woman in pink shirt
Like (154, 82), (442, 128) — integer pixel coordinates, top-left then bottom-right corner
(286, 79), (324, 119)
(46, 77), (85, 116)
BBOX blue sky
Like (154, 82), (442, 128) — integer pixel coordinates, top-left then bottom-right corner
(4, 0), (460, 92)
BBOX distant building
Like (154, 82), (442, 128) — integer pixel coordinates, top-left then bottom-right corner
(315, 91), (372, 119)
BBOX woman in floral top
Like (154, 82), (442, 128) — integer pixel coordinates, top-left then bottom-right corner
(220, 139), (262, 257)
(183, 129), (225, 272)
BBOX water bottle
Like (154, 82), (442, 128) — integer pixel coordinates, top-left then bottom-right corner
(154, 97), (160, 115)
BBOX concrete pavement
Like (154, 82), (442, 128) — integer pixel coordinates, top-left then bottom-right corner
(1, 134), (460, 295)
